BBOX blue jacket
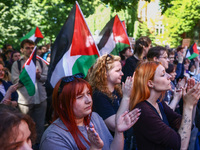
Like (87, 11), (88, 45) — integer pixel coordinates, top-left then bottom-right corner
(0, 80), (18, 102)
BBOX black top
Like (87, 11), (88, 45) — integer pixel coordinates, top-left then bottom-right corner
(92, 89), (121, 120)
(122, 55), (139, 82)
(134, 100), (182, 150)
(92, 89), (121, 136)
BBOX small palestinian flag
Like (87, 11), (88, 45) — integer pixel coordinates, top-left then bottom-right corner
(36, 55), (49, 66)
(47, 2), (100, 88)
(20, 27), (44, 44)
(97, 15), (130, 56)
(186, 43), (199, 60)
(19, 46), (37, 96)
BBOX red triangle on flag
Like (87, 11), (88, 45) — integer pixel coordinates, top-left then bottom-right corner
(193, 43), (199, 54)
(70, 4), (99, 57)
(113, 15), (130, 45)
(35, 27), (44, 38)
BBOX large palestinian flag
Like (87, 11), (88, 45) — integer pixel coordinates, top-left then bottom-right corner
(97, 15), (130, 56)
(19, 46), (37, 96)
(47, 2), (100, 88)
(20, 27), (44, 44)
(186, 43), (199, 60)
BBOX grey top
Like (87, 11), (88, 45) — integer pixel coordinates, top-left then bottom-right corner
(40, 112), (113, 150)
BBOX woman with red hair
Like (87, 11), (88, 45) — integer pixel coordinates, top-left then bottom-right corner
(130, 61), (200, 150)
(40, 74), (140, 150)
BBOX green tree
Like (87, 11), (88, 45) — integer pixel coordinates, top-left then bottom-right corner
(162, 0), (200, 47)
(135, 21), (156, 45)
(0, 0), (96, 49)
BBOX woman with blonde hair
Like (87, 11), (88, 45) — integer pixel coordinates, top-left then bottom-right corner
(89, 54), (139, 135)
(130, 61), (200, 150)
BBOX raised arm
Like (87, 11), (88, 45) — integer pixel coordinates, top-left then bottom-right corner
(178, 79), (200, 149)
(1, 83), (19, 107)
(88, 109), (141, 150)
(105, 76), (134, 131)
(110, 108), (140, 150)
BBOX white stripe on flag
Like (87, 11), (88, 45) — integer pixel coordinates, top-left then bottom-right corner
(29, 34), (37, 42)
(50, 45), (81, 87)
(24, 60), (36, 83)
(100, 33), (116, 56)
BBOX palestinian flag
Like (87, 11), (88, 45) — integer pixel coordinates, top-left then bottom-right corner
(20, 27), (44, 44)
(186, 43), (199, 60)
(47, 2), (100, 88)
(36, 55), (49, 66)
(19, 46), (37, 96)
(121, 20), (126, 30)
(97, 15), (130, 56)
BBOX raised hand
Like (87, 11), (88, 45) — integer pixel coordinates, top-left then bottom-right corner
(183, 78), (200, 106)
(1, 99), (17, 107)
(177, 77), (187, 90)
(116, 108), (141, 133)
(1, 83), (18, 104)
(122, 76), (133, 99)
(87, 122), (104, 150)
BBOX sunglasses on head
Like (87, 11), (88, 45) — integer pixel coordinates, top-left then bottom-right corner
(105, 54), (113, 65)
(58, 73), (84, 94)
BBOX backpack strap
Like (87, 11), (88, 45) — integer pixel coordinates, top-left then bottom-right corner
(17, 60), (21, 72)
(17, 59), (43, 73)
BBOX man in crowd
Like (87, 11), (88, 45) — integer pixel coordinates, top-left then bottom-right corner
(11, 39), (48, 149)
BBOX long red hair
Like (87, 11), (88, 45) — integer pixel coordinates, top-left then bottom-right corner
(52, 78), (92, 149)
(130, 61), (160, 110)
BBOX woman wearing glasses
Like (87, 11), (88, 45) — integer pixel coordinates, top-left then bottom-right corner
(40, 74), (140, 150)
(89, 54), (138, 136)
(130, 61), (200, 150)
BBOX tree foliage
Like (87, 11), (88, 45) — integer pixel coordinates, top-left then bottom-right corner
(162, 0), (200, 47)
(0, 0), (96, 49)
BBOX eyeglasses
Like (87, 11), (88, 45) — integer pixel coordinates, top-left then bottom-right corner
(58, 73), (84, 94)
(105, 54), (113, 65)
(24, 47), (34, 50)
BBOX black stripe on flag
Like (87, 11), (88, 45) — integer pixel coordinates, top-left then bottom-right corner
(97, 17), (115, 50)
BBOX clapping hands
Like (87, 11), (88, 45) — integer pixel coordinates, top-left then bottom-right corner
(116, 108), (141, 133)
(87, 122), (104, 150)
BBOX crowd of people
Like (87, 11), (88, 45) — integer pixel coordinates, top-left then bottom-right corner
(0, 36), (200, 150)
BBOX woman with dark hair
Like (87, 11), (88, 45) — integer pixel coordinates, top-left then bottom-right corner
(165, 63), (183, 111)
(0, 61), (18, 107)
(5, 51), (21, 72)
(130, 61), (200, 150)
(119, 47), (133, 66)
(0, 104), (36, 150)
(147, 46), (169, 69)
(122, 36), (151, 82)
(40, 74), (140, 150)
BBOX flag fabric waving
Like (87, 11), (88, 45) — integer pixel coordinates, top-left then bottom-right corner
(186, 43), (199, 60)
(20, 27), (44, 44)
(19, 46), (37, 96)
(47, 1), (100, 88)
(97, 15), (130, 56)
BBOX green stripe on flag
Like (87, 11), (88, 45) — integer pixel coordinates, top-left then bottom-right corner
(188, 53), (199, 60)
(72, 55), (98, 77)
(20, 27), (36, 42)
(111, 43), (130, 55)
(19, 69), (35, 96)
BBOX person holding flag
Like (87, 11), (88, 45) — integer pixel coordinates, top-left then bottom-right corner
(11, 39), (48, 148)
